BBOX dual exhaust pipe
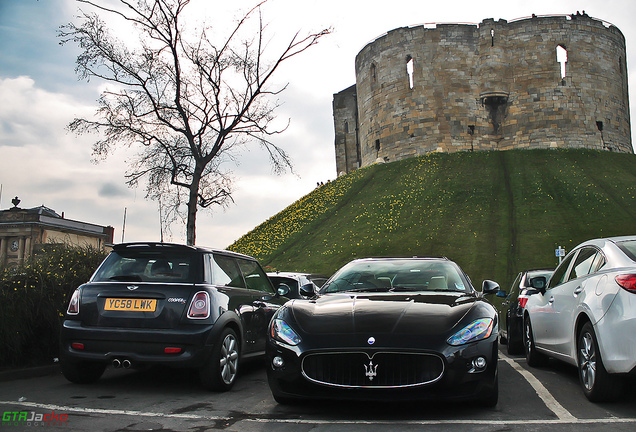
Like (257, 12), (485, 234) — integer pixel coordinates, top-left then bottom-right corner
(112, 358), (132, 369)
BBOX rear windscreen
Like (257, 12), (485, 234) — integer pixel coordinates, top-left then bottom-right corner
(92, 250), (201, 283)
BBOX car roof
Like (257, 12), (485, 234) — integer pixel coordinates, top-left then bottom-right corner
(575, 236), (636, 248)
(267, 272), (326, 278)
(350, 257), (450, 263)
(112, 242), (255, 260)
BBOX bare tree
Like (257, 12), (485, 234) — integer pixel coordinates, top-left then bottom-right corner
(59, 0), (330, 245)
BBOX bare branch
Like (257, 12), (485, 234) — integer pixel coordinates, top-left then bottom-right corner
(62, 0), (330, 245)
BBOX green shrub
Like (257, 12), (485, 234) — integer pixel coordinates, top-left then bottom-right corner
(0, 243), (107, 369)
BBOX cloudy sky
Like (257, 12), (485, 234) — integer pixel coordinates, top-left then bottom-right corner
(1, 0), (635, 249)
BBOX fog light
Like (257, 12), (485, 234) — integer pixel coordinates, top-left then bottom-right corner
(272, 356), (285, 368)
(473, 356), (487, 369)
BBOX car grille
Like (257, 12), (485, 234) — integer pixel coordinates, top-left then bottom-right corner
(301, 352), (444, 388)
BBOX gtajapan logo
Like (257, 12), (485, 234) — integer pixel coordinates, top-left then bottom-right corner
(2, 410), (69, 427)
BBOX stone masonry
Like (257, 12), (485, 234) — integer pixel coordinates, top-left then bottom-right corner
(333, 13), (632, 175)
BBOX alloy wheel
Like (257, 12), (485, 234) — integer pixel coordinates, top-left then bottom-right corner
(579, 331), (597, 391)
(220, 333), (239, 385)
(525, 320), (532, 353)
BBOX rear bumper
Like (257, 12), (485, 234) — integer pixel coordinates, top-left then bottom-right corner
(595, 290), (636, 374)
(60, 319), (216, 368)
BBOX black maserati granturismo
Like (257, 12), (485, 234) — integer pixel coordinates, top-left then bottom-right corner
(266, 257), (500, 406)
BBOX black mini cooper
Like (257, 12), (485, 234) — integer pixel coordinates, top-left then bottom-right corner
(60, 242), (289, 391)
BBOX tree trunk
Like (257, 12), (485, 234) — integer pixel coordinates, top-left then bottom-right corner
(186, 170), (202, 246)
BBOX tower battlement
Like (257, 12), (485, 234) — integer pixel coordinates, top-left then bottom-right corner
(333, 14), (632, 175)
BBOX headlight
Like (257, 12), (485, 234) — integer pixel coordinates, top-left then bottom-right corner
(271, 319), (301, 346)
(447, 318), (494, 346)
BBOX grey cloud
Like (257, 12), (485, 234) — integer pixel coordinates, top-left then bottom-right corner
(98, 182), (129, 198)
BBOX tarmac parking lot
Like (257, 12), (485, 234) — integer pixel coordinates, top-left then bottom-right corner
(1, 349), (636, 431)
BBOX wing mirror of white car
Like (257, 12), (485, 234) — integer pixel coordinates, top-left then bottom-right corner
(299, 283), (316, 297)
(528, 276), (547, 295)
(276, 283), (291, 297)
(481, 280), (500, 295)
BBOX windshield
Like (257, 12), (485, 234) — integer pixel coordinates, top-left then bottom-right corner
(92, 250), (200, 283)
(319, 259), (471, 294)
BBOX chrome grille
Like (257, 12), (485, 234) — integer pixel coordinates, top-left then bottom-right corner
(301, 352), (444, 388)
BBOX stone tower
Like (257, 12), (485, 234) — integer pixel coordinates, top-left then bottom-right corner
(333, 14), (632, 175)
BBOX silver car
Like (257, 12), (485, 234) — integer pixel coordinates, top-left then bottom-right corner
(523, 236), (636, 402)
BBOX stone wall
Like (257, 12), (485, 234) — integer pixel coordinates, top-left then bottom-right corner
(333, 14), (632, 174)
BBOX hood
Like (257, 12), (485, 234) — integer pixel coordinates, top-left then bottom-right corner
(290, 292), (478, 337)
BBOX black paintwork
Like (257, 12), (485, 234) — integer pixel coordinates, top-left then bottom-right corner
(266, 257), (500, 403)
(498, 269), (553, 355)
(59, 243), (288, 380)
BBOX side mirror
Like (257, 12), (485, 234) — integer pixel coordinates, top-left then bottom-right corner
(276, 283), (291, 297)
(529, 276), (547, 291)
(299, 283), (316, 297)
(481, 280), (500, 295)
(496, 290), (507, 298)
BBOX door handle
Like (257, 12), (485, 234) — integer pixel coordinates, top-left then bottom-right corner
(574, 286), (583, 295)
(548, 296), (555, 304)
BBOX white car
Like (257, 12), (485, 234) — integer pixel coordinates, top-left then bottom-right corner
(523, 236), (636, 402)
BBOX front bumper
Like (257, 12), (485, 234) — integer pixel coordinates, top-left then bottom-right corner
(266, 336), (498, 402)
(60, 319), (216, 368)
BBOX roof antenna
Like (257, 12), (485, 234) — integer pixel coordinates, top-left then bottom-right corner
(121, 207), (127, 243)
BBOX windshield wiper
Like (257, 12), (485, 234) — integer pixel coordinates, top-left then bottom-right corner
(342, 287), (394, 293)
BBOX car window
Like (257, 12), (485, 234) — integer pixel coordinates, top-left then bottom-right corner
(590, 251), (606, 273)
(548, 252), (575, 289)
(92, 250), (197, 283)
(507, 272), (523, 300)
(617, 240), (636, 262)
(211, 254), (245, 288)
(569, 247), (598, 281)
(237, 259), (274, 293)
(309, 276), (328, 287)
(321, 259), (469, 294)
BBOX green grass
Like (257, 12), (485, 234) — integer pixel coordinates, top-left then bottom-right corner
(229, 149), (636, 292)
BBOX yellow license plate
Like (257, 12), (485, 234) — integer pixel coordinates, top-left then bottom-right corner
(104, 298), (157, 312)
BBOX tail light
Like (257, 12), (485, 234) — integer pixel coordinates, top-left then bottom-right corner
(67, 289), (80, 315)
(187, 291), (210, 319)
(518, 294), (529, 309)
(616, 274), (636, 293)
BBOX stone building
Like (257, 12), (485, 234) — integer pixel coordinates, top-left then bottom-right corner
(333, 13), (632, 175)
(0, 197), (114, 267)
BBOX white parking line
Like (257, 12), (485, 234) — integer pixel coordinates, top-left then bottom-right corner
(499, 353), (577, 421)
(2, 400), (636, 426)
(0, 400), (225, 420)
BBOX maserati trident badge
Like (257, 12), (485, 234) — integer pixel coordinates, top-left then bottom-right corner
(364, 360), (378, 381)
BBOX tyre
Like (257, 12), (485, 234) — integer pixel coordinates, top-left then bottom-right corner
(523, 317), (548, 367)
(507, 320), (523, 355)
(200, 328), (240, 391)
(60, 357), (106, 384)
(577, 322), (621, 402)
(273, 393), (300, 405)
(478, 368), (499, 407)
